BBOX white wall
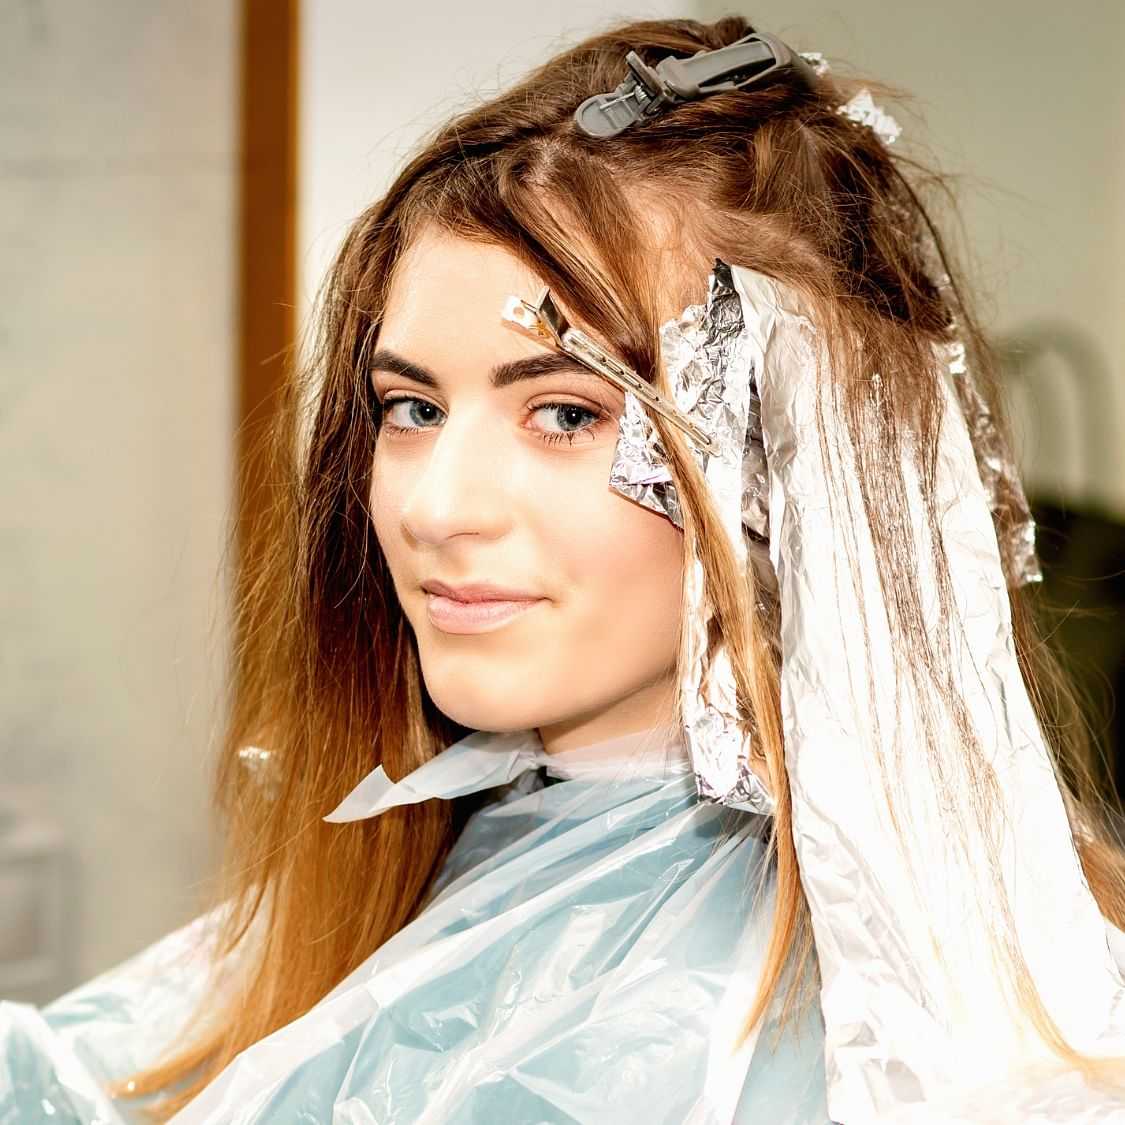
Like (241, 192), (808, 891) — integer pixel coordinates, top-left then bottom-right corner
(0, 2), (236, 987)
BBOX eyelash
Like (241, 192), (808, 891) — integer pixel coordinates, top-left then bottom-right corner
(376, 396), (609, 448)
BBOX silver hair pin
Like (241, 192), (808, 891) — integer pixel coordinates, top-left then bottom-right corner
(502, 289), (722, 457)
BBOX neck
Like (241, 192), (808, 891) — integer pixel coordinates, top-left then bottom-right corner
(535, 672), (677, 755)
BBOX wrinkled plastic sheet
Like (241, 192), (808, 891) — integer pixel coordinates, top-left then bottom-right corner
(2, 726), (829, 1123)
(0, 910), (226, 1124)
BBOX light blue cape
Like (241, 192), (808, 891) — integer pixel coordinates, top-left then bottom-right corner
(1, 725), (829, 1123)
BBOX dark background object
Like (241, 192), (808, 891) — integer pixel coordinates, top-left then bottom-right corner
(1031, 500), (1125, 800)
(1000, 322), (1125, 803)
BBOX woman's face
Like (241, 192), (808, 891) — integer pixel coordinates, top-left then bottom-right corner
(369, 226), (683, 751)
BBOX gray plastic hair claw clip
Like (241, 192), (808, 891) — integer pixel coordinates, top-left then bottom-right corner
(574, 31), (815, 139)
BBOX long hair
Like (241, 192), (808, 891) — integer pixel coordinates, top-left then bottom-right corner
(123, 15), (1125, 1116)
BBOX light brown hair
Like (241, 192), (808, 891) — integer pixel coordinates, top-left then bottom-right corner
(124, 14), (1125, 1116)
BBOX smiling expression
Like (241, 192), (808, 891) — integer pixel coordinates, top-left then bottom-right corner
(368, 226), (685, 748)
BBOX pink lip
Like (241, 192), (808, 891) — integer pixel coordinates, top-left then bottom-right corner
(426, 594), (543, 634)
(422, 580), (539, 603)
(421, 580), (546, 635)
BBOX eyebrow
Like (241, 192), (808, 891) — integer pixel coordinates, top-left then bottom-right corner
(368, 348), (605, 391)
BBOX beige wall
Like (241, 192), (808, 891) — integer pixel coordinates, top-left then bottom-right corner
(1, 2), (236, 985)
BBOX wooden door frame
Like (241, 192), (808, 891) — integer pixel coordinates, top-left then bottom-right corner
(236, 0), (298, 638)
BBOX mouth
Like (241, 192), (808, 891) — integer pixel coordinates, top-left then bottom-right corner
(421, 580), (546, 635)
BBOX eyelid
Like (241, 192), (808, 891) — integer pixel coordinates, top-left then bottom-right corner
(379, 385), (619, 414)
(375, 393), (611, 447)
(379, 393), (607, 420)
(527, 390), (614, 414)
(380, 390), (439, 407)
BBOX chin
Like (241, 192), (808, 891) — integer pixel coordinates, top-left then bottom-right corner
(421, 673), (544, 733)
(429, 696), (541, 733)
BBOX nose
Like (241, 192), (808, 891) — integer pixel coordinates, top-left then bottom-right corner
(396, 407), (514, 546)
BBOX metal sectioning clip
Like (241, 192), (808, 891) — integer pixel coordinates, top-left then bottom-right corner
(574, 30), (816, 139)
(501, 288), (722, 457)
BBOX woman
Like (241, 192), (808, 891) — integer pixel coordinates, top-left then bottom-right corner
(4, 15), (1125, 1123)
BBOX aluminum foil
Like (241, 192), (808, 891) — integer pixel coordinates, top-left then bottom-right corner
(837, 87), (902, 146)
(743, 261), (1125, 1122)
(850, 81), (1039, 586)
(769, 36), (1037, 588)
(608, 383), (683, 527)
(798, 50), (830, 78)
(609, 261), (774, 815)
(941, 336), (1043, 587)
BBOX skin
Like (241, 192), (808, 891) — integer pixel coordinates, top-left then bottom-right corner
(369, 225), (685, 754)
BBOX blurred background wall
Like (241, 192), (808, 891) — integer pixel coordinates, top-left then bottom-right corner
(1, 3), (236, 996)
(2, 0), (1121, 999)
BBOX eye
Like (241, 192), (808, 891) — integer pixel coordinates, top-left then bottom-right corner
(380, 396), (444, 433)
(375, 395), (609, 447)
(530, 402), (606, 446)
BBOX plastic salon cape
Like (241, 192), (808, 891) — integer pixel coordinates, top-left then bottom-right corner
(0, 723), (831, 1124)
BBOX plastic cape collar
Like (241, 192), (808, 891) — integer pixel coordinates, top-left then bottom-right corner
(324, 725), (695, 823)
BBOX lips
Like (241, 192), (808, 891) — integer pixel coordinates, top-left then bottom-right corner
(420, 579), (545, 635)
(421, 579), (540, 604)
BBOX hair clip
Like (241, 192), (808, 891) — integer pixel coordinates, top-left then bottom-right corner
(573, 30), (816, 139)
(501, 288), (722, 457)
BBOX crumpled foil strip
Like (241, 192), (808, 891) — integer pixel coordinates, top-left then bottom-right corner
(798, 50), (830, 78)
(831, 61), (1041, 586)
(747, 260), (1125, 1123)
(803, 49), (903, 149)
(609, 261), (774, 815)
(938, 328), (1042, 588)
(837, 87), (902, 145)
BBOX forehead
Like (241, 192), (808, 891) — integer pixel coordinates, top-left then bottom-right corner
(378, 227), (547, 361)
(375, 215), (711, 379)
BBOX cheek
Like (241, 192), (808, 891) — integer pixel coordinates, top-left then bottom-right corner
(555, 482), (684, 652)
(369, 456), (406, 578)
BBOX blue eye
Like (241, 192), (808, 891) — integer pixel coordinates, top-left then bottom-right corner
(377, 396), (608, 448)
(532, 403), (603, 444)
(381, 397), (444, 431)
